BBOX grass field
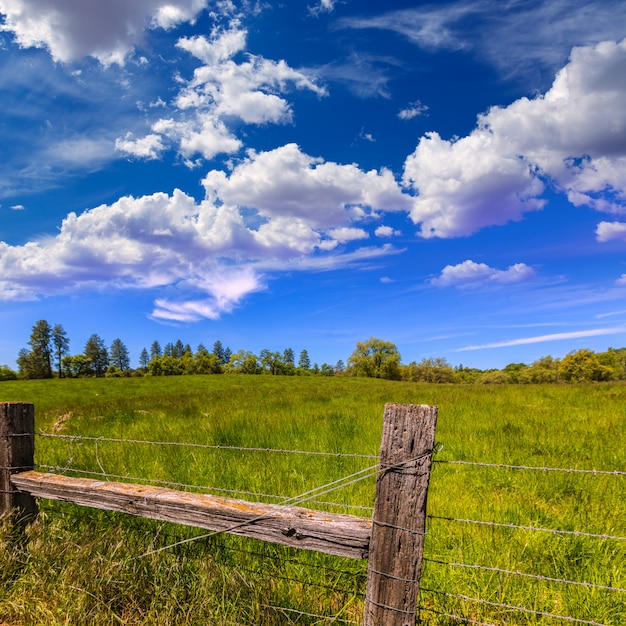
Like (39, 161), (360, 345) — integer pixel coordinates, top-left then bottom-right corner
(1, 376), (625, 625)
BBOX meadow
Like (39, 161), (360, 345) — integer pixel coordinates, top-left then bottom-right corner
(0, 376), (624, 625)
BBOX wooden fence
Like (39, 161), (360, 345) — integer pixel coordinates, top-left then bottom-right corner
(1, 401), (438, 626)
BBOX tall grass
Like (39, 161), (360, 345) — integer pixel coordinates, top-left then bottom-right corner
(1, 376), (624, 624)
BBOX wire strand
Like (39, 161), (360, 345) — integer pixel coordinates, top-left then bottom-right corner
(423, 558), (626, 593)
(429, 515), (626, 541)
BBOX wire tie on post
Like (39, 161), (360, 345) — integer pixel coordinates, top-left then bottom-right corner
(371, 519), (426, 535)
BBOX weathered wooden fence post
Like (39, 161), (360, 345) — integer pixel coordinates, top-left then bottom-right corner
(0, 402), (37, 521)
(363, 403), (438, 626)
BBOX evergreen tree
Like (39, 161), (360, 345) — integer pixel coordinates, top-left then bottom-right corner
(150, 340), (162, 361)
(26, 319), (54, 378)
(139, 348), (149, 369)
(84, 334), (109, 377)
(212, 340), (225, 364)
(283, 348), (295, 367)
(110, 338), (131, 371)
(174, 339), (185, 358)
(298, 349), (311, 370)
(223, 346), (232, 364)
(52, 324), (70, 378)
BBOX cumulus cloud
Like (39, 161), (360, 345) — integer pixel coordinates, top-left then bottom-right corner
(403, 38), (626, 238)
(0, 0), (210, 65)
(115, 133), (165, 160)
(375, 225), (402, 237)
(432, 260), (536, 288)
(596, 221), (626, 242)
(0, 144), (410, 317)
(120, 25), (326, 165)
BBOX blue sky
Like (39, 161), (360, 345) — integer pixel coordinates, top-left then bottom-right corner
(1, 0), (626, 370)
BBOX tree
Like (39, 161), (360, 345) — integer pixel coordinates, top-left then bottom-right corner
(347, 337), (401, 380)
(0, 364), (17, 381)
(84, 334), (109, 377)
(21, 319), (53, 379)
(558, 349), (613, 383)
(212, 340), (226, 364)
(173, 339), (185, 358)
(283, 348), (295, 367)
(298, 349), (310, 370)
(259, 349), (284, 375)
(109, 338), (131, 371)
(138, 348), (150, 370)
(52, 324), (70, 378)
(150, 340), (162, 361)
(224, 350), (259, 374)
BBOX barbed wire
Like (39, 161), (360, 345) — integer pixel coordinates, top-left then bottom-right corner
(36, 464), (374, 513)
(37, 433), (626, 477)
(421, 588), (609, 625)
(260, 604), (360, 624)
(418, 606), (496, 626)
(37, 432), (378, 459)
(429, 515), (626, 542)
(423, 558), (626, 593)
(435, 459), (626, 476)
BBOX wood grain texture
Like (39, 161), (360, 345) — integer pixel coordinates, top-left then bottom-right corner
(0, 403), (37, 519)
(11, 470), (371, 559)
(363, 403), (438, 626)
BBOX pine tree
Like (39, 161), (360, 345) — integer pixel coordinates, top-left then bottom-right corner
(52, 324), (70, 378)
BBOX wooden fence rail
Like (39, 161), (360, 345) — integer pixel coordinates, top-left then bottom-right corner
(1, 401), (438, 626)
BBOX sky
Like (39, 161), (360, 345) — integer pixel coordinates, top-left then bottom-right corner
(0, 0), (626, 371)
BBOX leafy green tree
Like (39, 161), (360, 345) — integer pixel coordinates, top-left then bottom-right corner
(298, 349), (310, 370)
(224, 350), (260, 374)
(320, 363), (334, 376)
(558, 349), (613, 383)
(401, 357), (456, 383)
(109, 338), (131, 371)
(347, 337), (401, 380)
(0, 364), (18, 381)
(61, 354), (91, 378)
(259, 349), (284, 375)
(52, 324), (70, 378)
(194, 348), (221, 374)
(84, 334), (109, 377)
(334, 360), (345, 374)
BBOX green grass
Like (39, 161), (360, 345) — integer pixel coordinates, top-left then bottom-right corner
(1, 376), (625, 624)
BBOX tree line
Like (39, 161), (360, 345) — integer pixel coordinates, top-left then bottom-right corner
(2, 321), (626, 385)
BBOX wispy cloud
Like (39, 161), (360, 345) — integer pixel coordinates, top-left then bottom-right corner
(456, 328), (625, 351)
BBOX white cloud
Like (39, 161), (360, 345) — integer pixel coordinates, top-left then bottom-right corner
(0, 0), (211, 65)
(115, 133), (165, 160)
(122, 25), (326, 165)
(338, 0), (626, 81)
(403, 38), (626, 238)
(327, 227), (369, 243)
(202, 143), (413, 229)
(0, 144), (409, 316)
(10, 204), (25, 210)
(596, 221), (626, 242)
(398, 101), (429, 120)
(375, 225), (402, 237)
(456, 327), (625, 351)
(432, 260), (536, 288)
